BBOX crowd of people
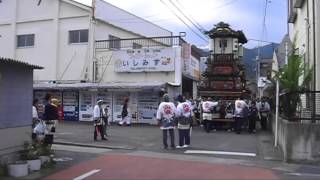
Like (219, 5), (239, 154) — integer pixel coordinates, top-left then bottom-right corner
(156, 94), (271, 149)
(32, 93), (271, 148)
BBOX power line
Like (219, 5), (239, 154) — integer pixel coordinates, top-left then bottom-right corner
(248, 38), (276, 44)
(160, 0), (208, 43)
(175, 0), (206, 31)
(174, 0), (240, 35)
(211, 0), (240, 10)
(169, 0), (207, 35)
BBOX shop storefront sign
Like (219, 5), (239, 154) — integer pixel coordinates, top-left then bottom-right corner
(114, 48), (175, 72)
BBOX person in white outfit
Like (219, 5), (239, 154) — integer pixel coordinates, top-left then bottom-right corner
(234, 98), (248, 134)
(201, 97), (218, 133)
(93, 99), (107, 141)
(156, 94), (177, 149)
(257, 98), (270, 130)
(176, 95), (193, 148)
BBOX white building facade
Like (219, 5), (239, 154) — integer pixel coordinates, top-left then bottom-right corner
(0, 0), (199, 124)
(287, 0), (320, 91)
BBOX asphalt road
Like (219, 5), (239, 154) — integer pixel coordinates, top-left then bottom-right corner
(9, 122), (320, 180)
(54, 122), (264, 159)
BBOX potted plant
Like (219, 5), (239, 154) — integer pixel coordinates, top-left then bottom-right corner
(20, 142), (41, 172)
(36, 144), (53, 165)
(8, 161), (28, 177)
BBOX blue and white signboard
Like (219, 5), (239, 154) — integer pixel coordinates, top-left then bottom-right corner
(114, 48), (175, 72)
(63, 92), (79, 121)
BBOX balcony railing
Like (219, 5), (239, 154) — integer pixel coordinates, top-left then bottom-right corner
(280, 91), (320, 121)
(95, 36), (186, 50)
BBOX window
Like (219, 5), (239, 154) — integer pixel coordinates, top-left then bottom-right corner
(219, 39), (228, 48)
(133, 42), (142, 49)
(108, 35), (121, 49)
(69, 29), (88, 44)
(17, 34), (35, 48)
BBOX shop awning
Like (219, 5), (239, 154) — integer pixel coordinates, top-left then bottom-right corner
(33, 82), (166, 91)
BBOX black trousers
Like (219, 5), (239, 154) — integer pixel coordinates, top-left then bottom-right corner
(234, 117), (243, 134)
(94, 125), (104, 140)
(103, 120), (108, 136)
(203, 120), (212, 133)
(162, 129), (175, 148)
(178, 129), (190, 146)
(261, 116), (268, 130)
(248, 115), (257, 133)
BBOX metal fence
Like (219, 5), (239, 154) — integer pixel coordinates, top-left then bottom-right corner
(280, 91), (320, 122)
(95, 36), (186, 50)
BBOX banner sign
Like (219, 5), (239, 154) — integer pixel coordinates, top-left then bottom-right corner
(114, 48), (175, 72)
(182, 43), (200, 81)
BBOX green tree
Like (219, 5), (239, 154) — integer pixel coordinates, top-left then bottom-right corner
(274, 53), (313, 120)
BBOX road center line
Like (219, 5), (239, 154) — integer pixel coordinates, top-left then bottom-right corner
(73, 169), (101, 180)
(184, 150), (256, 157)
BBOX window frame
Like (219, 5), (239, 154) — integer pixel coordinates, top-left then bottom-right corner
(17, 34), (35, 48)
(68, 29), (89, 44)
(108, 35), (121, 49)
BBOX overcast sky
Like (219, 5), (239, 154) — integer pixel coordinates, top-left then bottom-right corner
(76, 0), (288, 48)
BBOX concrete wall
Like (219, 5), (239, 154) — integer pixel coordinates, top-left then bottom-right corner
(15, 20), (58, 81)
(58, 16), (90, 81)
(274, 117), (320, 162)
(0, 127), (30, 159)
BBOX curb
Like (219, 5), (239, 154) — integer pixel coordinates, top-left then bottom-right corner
(54, 141), (136, 150)
(257, 132), (283, 162)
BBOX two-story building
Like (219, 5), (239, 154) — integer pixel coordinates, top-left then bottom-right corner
(0, 0), (201, 124)
(287, 0), (319, 91)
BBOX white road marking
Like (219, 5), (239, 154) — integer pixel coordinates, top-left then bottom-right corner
(52, 144), (112, 154)
(73, 169), (101, 180)
(287, 172), (320, 177)
(184, 150), (256, 157)
(56, 132), (73, 135)
(52, 157), (73, 162)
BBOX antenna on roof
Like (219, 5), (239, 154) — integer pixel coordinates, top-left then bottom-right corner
(37, 0), (42, 6)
